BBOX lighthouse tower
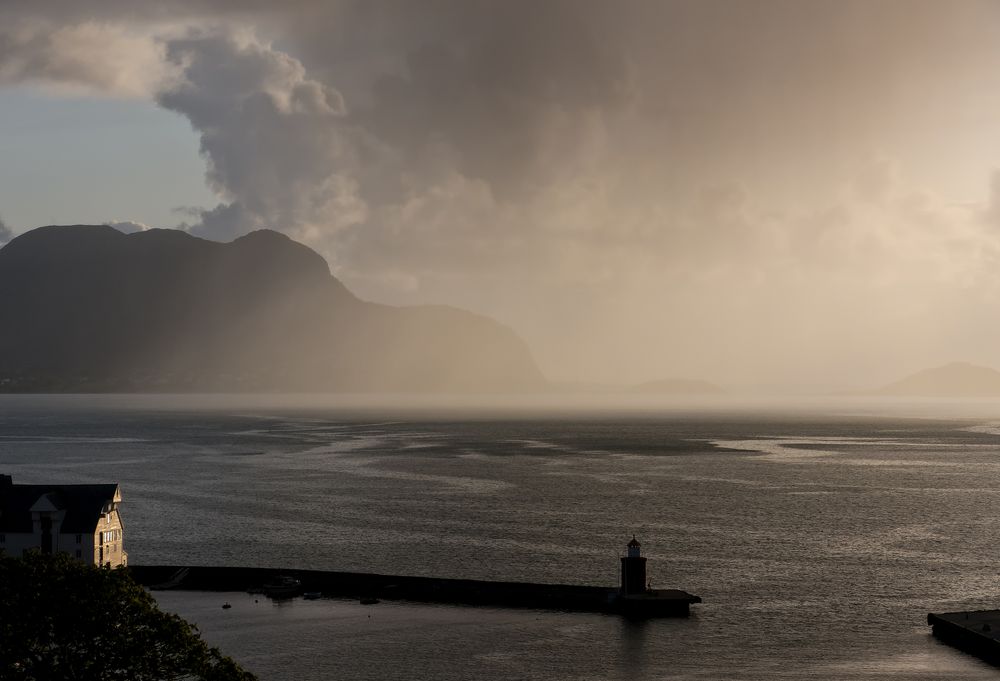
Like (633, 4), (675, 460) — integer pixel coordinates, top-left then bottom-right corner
(620, 535), (647, 595)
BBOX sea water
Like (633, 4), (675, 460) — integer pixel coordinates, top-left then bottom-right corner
(3, 394), (1000, 679)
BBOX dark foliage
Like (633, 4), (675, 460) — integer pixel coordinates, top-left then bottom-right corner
(0, 552), (256, 681)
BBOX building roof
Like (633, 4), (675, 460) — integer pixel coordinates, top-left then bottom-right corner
(628, 535), (641, 548)
(0, 479), (120, 534)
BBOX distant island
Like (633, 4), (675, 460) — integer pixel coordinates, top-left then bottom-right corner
(0, 225), (544, 393)
(628, 378), (725, 395)
(874, 362), (1000, 397)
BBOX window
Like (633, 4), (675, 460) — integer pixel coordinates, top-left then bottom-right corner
(75, 549), (81, 559)
(0, 534), (5, 544)
(76, 534), (81, 544)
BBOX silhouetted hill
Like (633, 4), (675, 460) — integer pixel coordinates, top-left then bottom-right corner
(875, 362), (1000, 397)
(0, 225), (544, 392)
(628, 378), (725, 395)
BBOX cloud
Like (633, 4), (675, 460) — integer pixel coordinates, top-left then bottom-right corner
(152, 3), (632, 242)
(0, 218), (12, 246)
(335, 0), (632, 201)
(103, 220), (151, 234)
(158, 30), (368, 241)
(0, 19), (178, 98)
(3, 2), (1000, 387)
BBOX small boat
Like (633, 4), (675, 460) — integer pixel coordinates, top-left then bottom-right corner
(262, 575), (302, 599)
(222, 602), (232, 610)
(303, 591), (322, 600)
(359, 596), (380, 605)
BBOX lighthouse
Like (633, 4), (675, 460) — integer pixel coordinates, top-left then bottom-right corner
(620, 534), (647, 595)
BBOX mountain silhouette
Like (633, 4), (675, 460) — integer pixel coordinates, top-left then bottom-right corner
(875, 362), (1000, 397)
(0, 225), (544, 392)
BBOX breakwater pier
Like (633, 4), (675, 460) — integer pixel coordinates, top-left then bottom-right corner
(130, 564), (701, 617)
(132, 536), (701, 617)
(927, 610), (1000, 665)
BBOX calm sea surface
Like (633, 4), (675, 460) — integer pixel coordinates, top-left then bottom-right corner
(4, 394), (1000, 679)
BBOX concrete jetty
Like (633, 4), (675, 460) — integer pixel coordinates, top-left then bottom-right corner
(131, 564), (701, 617)
(927, 610), (1000, 665)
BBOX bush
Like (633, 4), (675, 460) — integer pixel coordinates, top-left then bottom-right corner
(0, 552), (256, 680)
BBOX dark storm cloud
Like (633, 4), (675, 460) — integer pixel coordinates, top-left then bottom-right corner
(113, 1), (635, 244)
(1, 0), (634, 200)
(332, 1), (632, 201)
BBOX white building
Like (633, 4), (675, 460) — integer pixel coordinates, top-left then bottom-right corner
(0, 474), (126, 567)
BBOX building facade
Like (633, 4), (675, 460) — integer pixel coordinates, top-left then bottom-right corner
(0, 475), (126, 567)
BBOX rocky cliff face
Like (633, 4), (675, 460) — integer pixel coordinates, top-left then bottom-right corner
(0, 225), (545, 392)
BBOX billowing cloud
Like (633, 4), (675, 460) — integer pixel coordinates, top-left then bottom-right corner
(158, 31), (368, 241)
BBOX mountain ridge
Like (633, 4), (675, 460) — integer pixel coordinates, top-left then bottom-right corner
(0, 225), (544, 393)
(874, 361), (1000, 397)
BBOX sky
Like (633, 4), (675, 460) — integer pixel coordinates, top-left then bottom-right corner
(3, 0), (1000, 390)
